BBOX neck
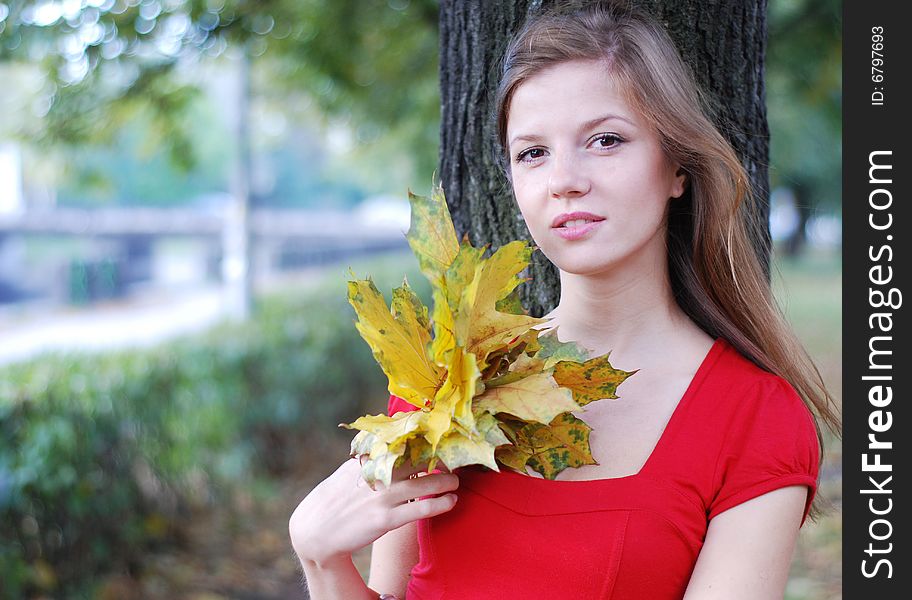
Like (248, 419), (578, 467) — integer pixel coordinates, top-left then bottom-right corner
(546, 248), (690, 362)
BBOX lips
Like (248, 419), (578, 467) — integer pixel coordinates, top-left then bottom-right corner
(551, 211), (606, 228)
(550, 212), (605, 241)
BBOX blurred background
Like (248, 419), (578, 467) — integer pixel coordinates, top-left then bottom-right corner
(0, 0), (840, 598)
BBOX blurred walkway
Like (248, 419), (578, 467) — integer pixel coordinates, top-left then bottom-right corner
(0, 286), (227, 366)
(0, 265), (344, 367)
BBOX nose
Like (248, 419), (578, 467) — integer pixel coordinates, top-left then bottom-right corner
(548, 153), (591, 199)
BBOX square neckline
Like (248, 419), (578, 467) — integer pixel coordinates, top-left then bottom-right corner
(490, 336), (728, 486)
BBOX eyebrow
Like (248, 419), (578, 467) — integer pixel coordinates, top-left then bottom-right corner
(508, 113), (636, 147)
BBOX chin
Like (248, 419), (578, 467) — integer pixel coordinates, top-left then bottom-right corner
(537, 245), (616, 276)
(553, 260), (615, 277)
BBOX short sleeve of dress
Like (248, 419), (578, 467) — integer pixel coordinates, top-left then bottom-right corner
(708, 377), (820, 526)
(388, 394), (419, 416)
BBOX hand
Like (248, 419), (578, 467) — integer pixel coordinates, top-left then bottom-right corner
(289, 457), (459, 567)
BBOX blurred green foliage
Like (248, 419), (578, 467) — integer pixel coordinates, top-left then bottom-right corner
(2, 0), (840, 217)
(767, 0), (841, 214)
(1, 0), (439, 197)
(52, 97), (368, 208)
(0, 256), (427, 597)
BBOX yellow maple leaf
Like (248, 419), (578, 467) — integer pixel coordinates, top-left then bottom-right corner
(425, 346), (481, 449)
(454, 242), (546, 368)
(475, 370), (580, 423)
(552, 355), (637, 406)
(429, 287), (456, 365)
(348, 279), (443, 409)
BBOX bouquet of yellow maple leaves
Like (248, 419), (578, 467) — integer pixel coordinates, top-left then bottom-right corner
(342, 187), (634, 487)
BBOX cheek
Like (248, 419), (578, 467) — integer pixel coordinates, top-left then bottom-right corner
(648, 153), (679, 193)
(511, 182), (537, 220)
(511, 170), (547, 204)
(512, 193), (553, 248)
(513, 197), (541, 236)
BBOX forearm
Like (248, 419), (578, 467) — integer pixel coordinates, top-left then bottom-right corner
(300, 554), (380, 600)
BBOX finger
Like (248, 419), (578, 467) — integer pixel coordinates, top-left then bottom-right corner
(387, 472), (459, 505)
(347, 458), (381, 492)
(387, 493), (459, 529)
(391, 457), (452, 481)
(391, 460), (429, 481)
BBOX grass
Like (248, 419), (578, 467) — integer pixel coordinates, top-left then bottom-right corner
(773, 246), (842, 600)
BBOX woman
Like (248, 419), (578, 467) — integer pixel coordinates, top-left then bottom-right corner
(289, 3), (839, 598)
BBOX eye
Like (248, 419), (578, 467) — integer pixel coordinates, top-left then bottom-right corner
(588, 133), (623, 150)
(515, 147), (547, 164)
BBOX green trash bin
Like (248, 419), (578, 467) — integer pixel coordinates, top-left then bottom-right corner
(68, 260), (91, 305)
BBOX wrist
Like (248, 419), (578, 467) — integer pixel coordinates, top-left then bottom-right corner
(298, 552), (377, 600)
(300, 551), (353, 572)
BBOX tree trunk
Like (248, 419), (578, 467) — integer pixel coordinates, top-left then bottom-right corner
(438, 0), (770, 317)
(783, 181), (811, 257)
(223, 45), (254, 320)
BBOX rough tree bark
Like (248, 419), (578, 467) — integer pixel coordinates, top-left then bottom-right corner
(438, 0), (770, 317)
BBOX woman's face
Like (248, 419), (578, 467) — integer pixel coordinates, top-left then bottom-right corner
(506, 59), (686, 277)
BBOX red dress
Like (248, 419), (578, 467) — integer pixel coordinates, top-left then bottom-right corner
(386, 337), (820, 599)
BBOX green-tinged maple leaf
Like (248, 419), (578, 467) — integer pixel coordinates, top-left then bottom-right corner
(442, 240), (485, 311)
(343, 410), (428, 447)
(436, 430), (499, 471)
(494, 445), (532, 473)
(350, 430), (377, 457)
(361, 442), (408, 489)
(480, 328), (540, 381)
(436, 411), (511, 471)
(406, 437), (437, 471)
(485, 349), (545, 386)
(348, 279), (443, 409)
(406, 188), (460, 288)
(494, 286), (526, 315)
(552, 356), (637, 406)
(475, 370), (579, 423)
(473, 410), (513, 447)
(534, 328), (592, 368)
(500, 413), (599, 479)
(428, 242), (483, 366)
(343, 413), (422, 488)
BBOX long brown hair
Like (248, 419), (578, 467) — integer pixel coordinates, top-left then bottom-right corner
(494, 1), (840, 518)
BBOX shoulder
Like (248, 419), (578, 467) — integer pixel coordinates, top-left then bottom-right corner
(701, 339), (814, 424)
(698, 339), (819, 460)
(703, 340), (821, 523)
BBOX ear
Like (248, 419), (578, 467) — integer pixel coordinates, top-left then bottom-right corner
(670, 165), (688, 199)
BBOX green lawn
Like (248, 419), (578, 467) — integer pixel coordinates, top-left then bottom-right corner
(773, 247), (842, 600)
